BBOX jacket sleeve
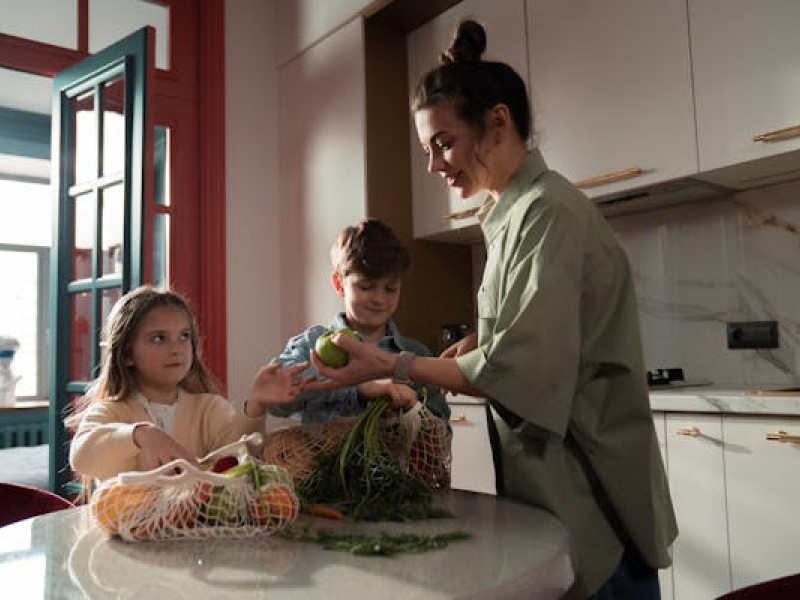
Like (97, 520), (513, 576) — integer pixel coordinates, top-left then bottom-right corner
(69, 401), (144, 481)
(199, 394), (265, 456)
(267, 326), (361, 421)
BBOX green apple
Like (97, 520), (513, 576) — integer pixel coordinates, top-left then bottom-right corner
(315, 328), (358, 368)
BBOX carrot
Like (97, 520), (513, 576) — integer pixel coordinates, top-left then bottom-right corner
(305, 503), (345, 520)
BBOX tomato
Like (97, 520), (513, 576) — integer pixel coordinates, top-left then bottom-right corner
(314, 328), (358, 368)
(211, 456), (239, 473)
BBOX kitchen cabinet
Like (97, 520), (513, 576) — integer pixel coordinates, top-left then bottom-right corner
(664, 413), (731, 599)
(448, 396), (496, 495)
(406, 0), (528, 241)
(652, 414), (674, 600)
(723, 415), (800, 590)
(526, 0), (698, 202)
(655, 410), (800, 598)
(689, 0), (800, 188)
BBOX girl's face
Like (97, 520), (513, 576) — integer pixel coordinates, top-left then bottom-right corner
(128, 305), (193, 400)
(333, 271), (402, 337)
(415, 101), (492, 199)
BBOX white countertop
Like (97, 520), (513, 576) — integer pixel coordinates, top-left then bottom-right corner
(0, 490), (575, 599)
(650, 384), (800, 415)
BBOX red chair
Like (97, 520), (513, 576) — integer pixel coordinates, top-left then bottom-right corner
(716, 573), (800, 600)
(0, 482), (74, 528)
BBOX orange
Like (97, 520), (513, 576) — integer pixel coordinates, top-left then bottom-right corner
(252, 483), (299, 526)
(91, 480), (155, 536)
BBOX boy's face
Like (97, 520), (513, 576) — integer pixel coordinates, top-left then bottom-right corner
(332, 271), (402, 333)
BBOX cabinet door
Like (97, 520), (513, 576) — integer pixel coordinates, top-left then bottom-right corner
(665, 413), (731, 599)
(723, 415), (800, 590)
(526, 0), (697, 199)
(652, 413), (674, 600)
(448, 401), (496, 495)
(689, 0), (800, 183)
(407, 0), (528, 241)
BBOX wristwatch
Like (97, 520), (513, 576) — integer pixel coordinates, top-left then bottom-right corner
(392, 351), (415, 385)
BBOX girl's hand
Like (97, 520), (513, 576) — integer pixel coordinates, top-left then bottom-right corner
(133, 423), (197, 470)
(307, 332), (393, 391)
(439, 332), (478, 358)
(245, 362), (312, 416)
(357, 379), (417, 410)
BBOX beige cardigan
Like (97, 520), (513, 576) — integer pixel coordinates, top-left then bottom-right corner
(69, 388), (265, 481)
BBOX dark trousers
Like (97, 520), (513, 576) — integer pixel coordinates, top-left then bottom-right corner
(587, 547), (661, 600)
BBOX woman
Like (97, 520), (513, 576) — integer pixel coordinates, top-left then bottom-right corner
(309, 19), (676, 600)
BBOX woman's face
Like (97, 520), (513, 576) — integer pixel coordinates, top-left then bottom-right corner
(415, 101), (491, 199)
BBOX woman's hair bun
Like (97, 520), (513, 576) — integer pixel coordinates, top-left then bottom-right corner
(441, 19), (486, 65)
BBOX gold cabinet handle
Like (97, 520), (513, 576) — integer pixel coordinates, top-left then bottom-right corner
(676, 426), (701, 437)
(574, 167), (645, 189)
(766, 430), (800, 443)
(753, 124), (800, 143)
(445, 207), (480, 220)
(450, 414), (468, 424)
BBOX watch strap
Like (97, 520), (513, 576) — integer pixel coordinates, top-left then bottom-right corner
(392, 351), (415, 384)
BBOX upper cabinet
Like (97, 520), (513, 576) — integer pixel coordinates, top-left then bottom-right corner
(406, 0), (528, 242)
(527, 0), (698, 200)
(689, 0), (800, 188)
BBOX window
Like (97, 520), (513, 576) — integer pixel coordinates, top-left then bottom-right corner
(0, 178), (51, 400)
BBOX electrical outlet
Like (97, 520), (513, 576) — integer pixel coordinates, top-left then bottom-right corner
(727, 321), (779, 349)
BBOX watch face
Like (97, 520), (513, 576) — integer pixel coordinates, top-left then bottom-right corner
(393, 351), (414, 383)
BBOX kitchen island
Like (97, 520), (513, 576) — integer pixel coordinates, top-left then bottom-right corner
(0, 490), (574, 599)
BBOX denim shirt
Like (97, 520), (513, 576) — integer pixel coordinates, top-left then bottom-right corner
(269, 312), (450, 424)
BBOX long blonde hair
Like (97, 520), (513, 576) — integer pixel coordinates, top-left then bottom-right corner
(65, 286), (217, 431)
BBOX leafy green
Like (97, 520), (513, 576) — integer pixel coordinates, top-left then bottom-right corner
(282, 527), (472, 556)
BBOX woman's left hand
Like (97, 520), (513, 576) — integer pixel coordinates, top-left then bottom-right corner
(307, 332), (393, 390)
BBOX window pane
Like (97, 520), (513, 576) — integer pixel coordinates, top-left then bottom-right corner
(74, 91), (97, 185)
(102, 77), (126, 177)
(73, 193), (94, 281)
(0, 0), (78, 49)
(0, 249), (40, 398)
(89, 0), (170, 70)
(0, 179), (52, 246)
(69, 292), (92, 382)
(154, 126), (170, 206)
(101, 185), (124, 278)
(153, 212), (169, 287)
(99, 288), (121, 369)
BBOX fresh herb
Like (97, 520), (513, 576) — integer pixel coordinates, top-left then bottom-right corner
(299, 396), (448, 521)
(283, 527), (472, 556)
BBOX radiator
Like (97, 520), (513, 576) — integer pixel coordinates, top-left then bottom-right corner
(0, 411), (49, 449)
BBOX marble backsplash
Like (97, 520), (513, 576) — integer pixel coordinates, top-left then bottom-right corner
(610, 179), (800, 387)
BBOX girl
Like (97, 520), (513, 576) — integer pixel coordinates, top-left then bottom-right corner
(307, 20), (676, 600)
(68, 286), (309, 482)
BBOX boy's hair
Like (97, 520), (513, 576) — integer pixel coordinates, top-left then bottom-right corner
(65, 286), (216, 431)
(330, 219), (411, 279)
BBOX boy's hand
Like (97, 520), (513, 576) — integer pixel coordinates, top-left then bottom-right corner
(244, 362), (312, 417)
(133, 423), (197, 470)
(439, 332), (478, 358)
(357, 379), (417, 410)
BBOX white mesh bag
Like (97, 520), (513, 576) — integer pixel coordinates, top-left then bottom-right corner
(263, 402), (451, 492)
(90, 433), (299, 541)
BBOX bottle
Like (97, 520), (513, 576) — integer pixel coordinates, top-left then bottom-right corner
(0, 336), (20, 407)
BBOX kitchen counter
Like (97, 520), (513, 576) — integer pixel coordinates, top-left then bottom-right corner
(0, 490), (575, 599)
(650, 384), (800, 415)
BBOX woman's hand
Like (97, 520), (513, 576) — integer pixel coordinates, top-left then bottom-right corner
(245, 362), (313, 416)
(357, 379), (417, 410)
(307, 332), (393, 390)
(439, 332), (478, 358)
(132, 423), (197, 470)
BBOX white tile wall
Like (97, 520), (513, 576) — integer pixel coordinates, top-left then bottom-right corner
(611, 179), (800, 386)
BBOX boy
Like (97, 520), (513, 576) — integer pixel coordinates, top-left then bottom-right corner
(269, 219), (449, 424)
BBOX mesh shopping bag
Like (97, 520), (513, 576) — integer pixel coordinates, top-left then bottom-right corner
(263, 402), (451, 493)
(90, 434), (299, 541)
